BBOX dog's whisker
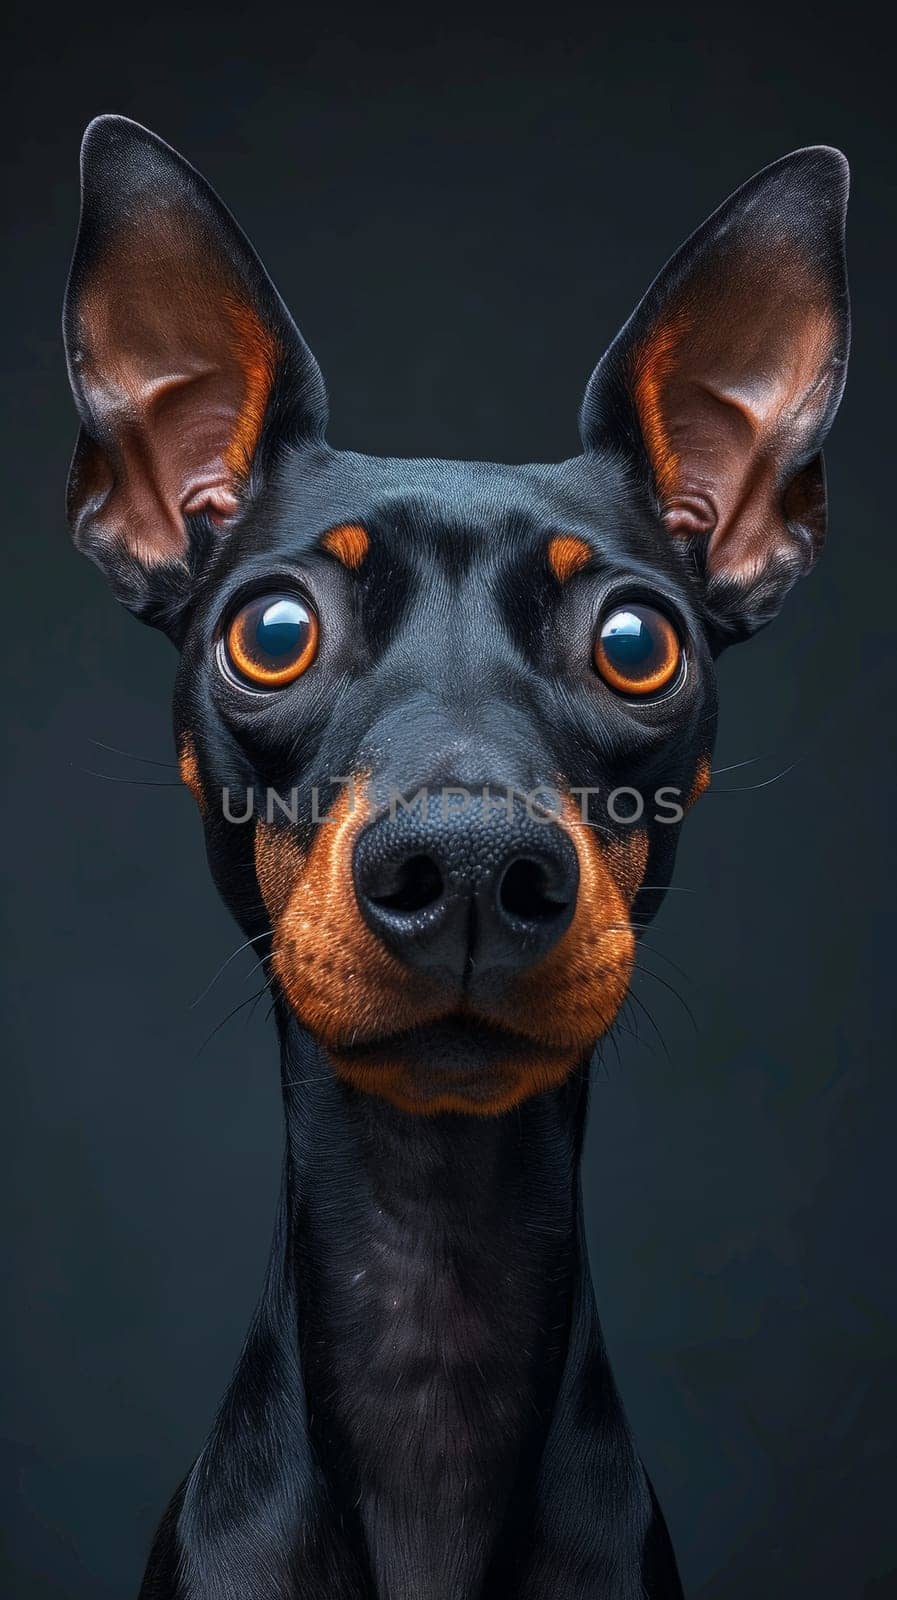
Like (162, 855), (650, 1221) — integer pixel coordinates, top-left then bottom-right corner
(610, 996), (665, 1062)
(630, 939), (693, 984)
(634, 885), (701, 896)
(711, 752), (776, 776)
(243, 950), (276, 985)
(78, 766), (184, 788)
(190, 931), (271, 1009)
(622, 987), (672, 1062)
(706, 761), (799, 793)
(246, 977), (277, 1026)
(631, 963), (699, 1034)
(600, 1029), (624, 1072)
(88, 737), (180, 769)
(602, 919), (692, 978)
(194, 987), (270, 1059)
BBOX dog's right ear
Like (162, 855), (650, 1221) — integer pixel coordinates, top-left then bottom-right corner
(63, 116), (327, 633)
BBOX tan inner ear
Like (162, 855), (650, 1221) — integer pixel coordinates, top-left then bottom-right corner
(630, 310), (691, 509)
(220, 295), (279, 479)
(73, 215), (278, 566)
(630, 247), (837, 583)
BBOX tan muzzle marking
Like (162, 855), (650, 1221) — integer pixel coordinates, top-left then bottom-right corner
(255, 784), (646, 1114)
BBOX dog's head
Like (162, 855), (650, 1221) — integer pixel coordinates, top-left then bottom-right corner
(63, 118), (849, 1114)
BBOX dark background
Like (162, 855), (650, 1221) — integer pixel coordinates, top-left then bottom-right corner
(2, 3), (894, 1596)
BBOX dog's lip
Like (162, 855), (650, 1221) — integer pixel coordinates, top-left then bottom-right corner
(327, 1012), (567, 1064)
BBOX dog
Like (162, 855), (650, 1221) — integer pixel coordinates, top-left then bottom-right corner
(62, 117), (849, 1599)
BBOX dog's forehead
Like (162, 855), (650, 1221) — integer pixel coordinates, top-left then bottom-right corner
(259, 447), (640, 565)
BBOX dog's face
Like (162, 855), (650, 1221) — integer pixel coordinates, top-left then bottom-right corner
(172, 449), (712, 1114)
(63, 119), (849, 1114)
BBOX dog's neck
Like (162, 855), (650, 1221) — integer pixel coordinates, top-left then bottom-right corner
(279, 1011), (586, 1599)
(171, 1008), (675, 1599)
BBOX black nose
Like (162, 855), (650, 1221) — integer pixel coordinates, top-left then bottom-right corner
(352, 787), (579, 981)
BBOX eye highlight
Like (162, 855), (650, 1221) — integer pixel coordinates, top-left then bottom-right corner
(594, 603), (682, 696)
(223, 593), (319, 689)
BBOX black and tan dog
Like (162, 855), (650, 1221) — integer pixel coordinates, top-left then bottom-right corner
(62, 118), (849, 1599)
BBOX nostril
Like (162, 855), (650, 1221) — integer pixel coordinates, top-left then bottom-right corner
(365, 853), (445, 916)
(499, 857), (572, 926)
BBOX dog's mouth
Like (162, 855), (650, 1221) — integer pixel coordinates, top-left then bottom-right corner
(327, 1013), (582, 1116)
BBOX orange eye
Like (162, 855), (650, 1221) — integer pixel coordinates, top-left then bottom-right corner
(223, 593), (319, 689)
(594, 603), (682, 696)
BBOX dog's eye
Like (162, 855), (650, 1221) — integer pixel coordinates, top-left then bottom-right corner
(223, 593), (319, 689)
(594, 603), (681, 696)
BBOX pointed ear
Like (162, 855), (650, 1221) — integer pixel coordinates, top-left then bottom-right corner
(580, 148), (850, 640)
(63, 116), (327, 631)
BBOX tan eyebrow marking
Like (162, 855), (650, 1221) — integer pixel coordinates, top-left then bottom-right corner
(547, 534), (593, 583)
(320, 522), (369, 570)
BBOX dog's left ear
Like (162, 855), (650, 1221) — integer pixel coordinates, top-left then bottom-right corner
(581, 148), (850, 641)
(63, 116), (327, 632)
